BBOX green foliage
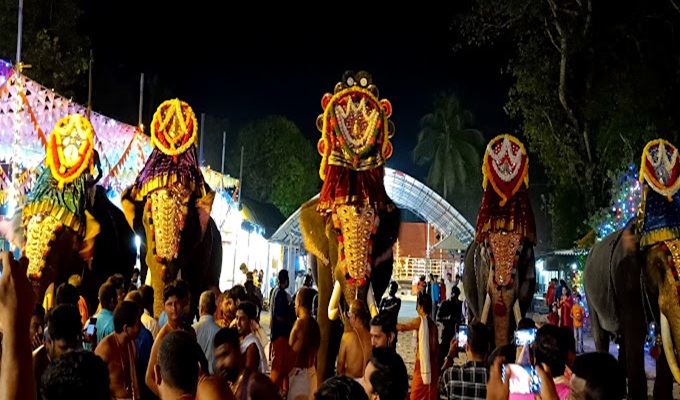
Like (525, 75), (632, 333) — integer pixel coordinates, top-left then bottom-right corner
(413, 93), (485, 221)
(0, 0), (89, 99)
(455, 0), (680, 247)
(226, 116), (320, 217)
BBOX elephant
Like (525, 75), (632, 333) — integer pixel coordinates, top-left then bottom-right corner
(462, 134), (537, 348)
(300, 197), (400, 384)
(299, 71), (399, 385)
(121, 99), (222, 320)
(584, 138), (680, 400)
(463, 237), (536, 347)
(14, 114), (137, 310)
(584, 221), (675, 400)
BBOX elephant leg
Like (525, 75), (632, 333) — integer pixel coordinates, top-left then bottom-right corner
(313, 256), (341, 386)
(588, 307), (610, 353)
(654, 350), (674, 400)
(621, 313), (648, 400)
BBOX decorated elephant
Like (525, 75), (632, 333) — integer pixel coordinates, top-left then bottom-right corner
(462, 134), (537, 348)
(16, 114), (136, 311)
(121, 99), (222, 320)
(584, 138), (680, 400)
(299, 71), (401, 384)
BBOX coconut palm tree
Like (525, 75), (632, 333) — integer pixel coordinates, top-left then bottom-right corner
(413, 93), (485, 205)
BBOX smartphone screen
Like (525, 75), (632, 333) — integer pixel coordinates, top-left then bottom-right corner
(86, 317), (97, 335)
(502, 364), (541, 394)
(457, 325), (468, 349)
(514, 328), (537, 347)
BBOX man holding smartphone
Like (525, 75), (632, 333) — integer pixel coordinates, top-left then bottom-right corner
(439, 322), (491, 400)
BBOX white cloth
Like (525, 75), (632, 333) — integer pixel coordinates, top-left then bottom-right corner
(418, 316), (431, 385)
(193, 315), (222, 374)
(141, 310), (160, 340)
(240, 332), (269, 374)
(445, 279), (455, 300)
(288, 367), (317, 400)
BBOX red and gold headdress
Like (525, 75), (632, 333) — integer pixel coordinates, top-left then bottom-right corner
(151, 99), (198, 160)
(639, 138), (680, 201)
(316, 71), (394, 180)
(475, 134), (535, 245)
(45, 114), (95, 189)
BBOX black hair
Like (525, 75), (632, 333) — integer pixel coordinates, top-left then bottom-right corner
(236, 301), (258, 321)
(56, 283), (80, 307)
(389, 281), (398, 292)
(571, 352), (626, 400)
(278, 269), (289, 284)
(34, 302), (46, 319)
(370, 312), (397, 340)
(451, 285), (461, 299)
(315, 376), (369, 400)
(163, 283), (183, 303)
(417, 294), (432, 314)
(468, 322), (491, 357)
(214, 327), (240, 350)
(297, 287), (314, 311)
(98, 283), (118, 309)
(113, 301), (140, 334)
(227, 285), (247, 302)
(47, 305), (81, 343)
(41, 349), (110, 400)
(558, 326), (576, 355)
(488, 343), (516, 366)
(158, 331), (199, 394)
(517, 317), (537, 331)
(534, 324), (568, 377)
(107, 274), (125, 290)
(368, 347), (409, 400)
(139, 285), (155, 314)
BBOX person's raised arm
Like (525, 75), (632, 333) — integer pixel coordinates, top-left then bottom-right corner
(0, 253), (37, 400)
(397, 317), (420, 332)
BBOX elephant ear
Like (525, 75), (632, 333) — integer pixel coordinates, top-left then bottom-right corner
(299, 199), (330, 266)
(120, 186), (137, 231)
(196, 190), (216, 239)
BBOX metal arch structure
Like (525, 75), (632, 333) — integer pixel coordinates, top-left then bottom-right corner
(268, 167), (475, 247)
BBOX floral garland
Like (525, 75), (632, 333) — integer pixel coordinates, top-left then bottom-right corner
(151, 99), (198, 159)
(24, 214), (63, 279)
(45, 115), (95, 190)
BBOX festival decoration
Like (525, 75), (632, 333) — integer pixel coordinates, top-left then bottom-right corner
(595, 165), (642, 239)
(316, 71), (394, 293)
(637, 139), (680, 247)
(0, 60), (151, 192)
(150, 99), (198, 159)
(475, 134), (536, 317)
(22, 114), (101, 278)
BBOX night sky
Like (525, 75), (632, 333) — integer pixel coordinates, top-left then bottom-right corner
(82, 2), (514, 181)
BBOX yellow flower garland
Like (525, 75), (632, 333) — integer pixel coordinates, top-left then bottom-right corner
(151, 99), (198, 157)
(45, 115), (95, 189)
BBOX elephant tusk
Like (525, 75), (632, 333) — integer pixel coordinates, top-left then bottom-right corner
(367, 283), (378, 319)
(513, 300), (522, 327)
(481, 293), (491, 324)
(661, 313), (680, 384)
(328, 281), (342, 321)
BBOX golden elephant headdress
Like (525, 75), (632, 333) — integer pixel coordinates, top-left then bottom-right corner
(316, 71), (394, 180)
(45, 114), (96, 189)
(151, 99), (198, 158)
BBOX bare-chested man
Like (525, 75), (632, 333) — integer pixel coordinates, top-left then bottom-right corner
(145, 282), (196, 396)
(287, 287), (320, 400)
(337, 299), (372, 382)
(95, 300), (142, 400)
(214, 327), (282, 400)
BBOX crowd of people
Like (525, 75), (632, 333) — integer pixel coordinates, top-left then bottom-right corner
(0, 250), (630, 400)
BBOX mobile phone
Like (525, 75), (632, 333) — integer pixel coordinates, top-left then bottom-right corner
(456, 325), (468, 349)
(85, 317), (97, 335)
(502, 363), (541, 394)
(514, 328), (537, 347)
